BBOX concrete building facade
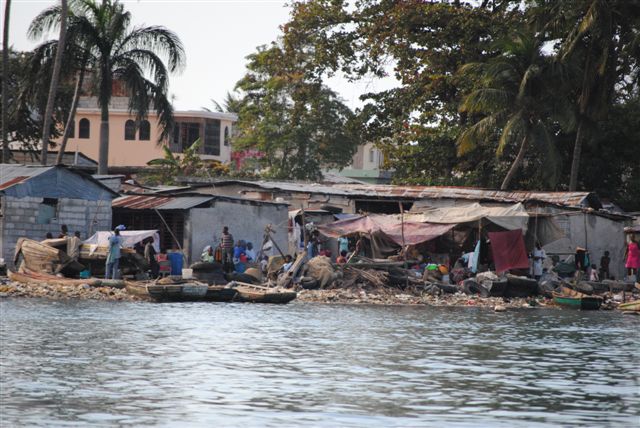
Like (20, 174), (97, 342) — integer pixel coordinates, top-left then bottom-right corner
(55, 97), (237, 167)
(0, 165), (117, 268)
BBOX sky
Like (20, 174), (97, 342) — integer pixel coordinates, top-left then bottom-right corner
(5, 0), (397, 111)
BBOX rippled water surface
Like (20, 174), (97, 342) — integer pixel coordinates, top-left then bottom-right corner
(1, 299), (639, 427)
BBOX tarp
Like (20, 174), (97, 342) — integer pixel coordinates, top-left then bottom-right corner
(406, 202), (529, 232)
(488, 229), (529, 273)
(84, 230), (160, 252)
(317, 215), (454, 246)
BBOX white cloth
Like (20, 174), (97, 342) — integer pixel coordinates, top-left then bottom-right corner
(85, 230), (160, 253)
(532, 248), (546, 276)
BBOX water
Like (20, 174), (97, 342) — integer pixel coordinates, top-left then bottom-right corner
(1, 299), (638, 427)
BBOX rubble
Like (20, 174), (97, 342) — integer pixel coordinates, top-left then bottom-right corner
(0, 278), (145, 301)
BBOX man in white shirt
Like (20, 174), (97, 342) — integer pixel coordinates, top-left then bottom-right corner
(532, 242), (546, 280)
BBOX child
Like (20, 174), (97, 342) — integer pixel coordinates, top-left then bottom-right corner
(589, 264), (600, 281)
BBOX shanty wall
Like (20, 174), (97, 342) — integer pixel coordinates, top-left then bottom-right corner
(186, 200), (289, 264)
(0, 195), (112, 268)
(542, 210), (629, 279)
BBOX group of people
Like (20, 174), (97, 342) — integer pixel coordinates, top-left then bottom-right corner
(200, 226), (261, 273)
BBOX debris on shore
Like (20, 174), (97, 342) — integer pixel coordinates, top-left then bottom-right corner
(0, 279), (144, 301)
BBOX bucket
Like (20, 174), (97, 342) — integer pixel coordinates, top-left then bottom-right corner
(182, 268), (193, 279)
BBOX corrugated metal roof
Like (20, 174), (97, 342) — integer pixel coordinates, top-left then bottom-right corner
(112, 194), (214, 210)
(0, 165), (53, 189)
(208, 180), (594, 207)
(0, 164), (118, 198)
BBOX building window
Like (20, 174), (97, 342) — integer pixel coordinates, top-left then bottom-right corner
(204, 119), (221, 155)
(124, 120), (136, 140)
(369, 149), (375, 163)
(181, 122), (200, 151)
(224, 126), (230, 146)
(139, 120), (150, 140)
(79, 118), (90, 139)
(37, 198), (58, 224)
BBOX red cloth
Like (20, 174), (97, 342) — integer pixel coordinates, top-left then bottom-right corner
(488, 229), (529, 273)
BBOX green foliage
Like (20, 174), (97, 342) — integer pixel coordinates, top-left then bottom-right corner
(144, 138), (230, 185)
(28, 0), (185, 172)
(276, 0), (639, 205)
(233, 43), (360, 180)
(0, 49), (74, 152)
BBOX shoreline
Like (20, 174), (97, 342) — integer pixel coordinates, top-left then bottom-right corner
(0, 277), (565, 309)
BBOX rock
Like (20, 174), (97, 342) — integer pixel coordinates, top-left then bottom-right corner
(494, 304), (507, 312)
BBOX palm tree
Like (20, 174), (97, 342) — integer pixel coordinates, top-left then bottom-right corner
(38, 0), (67, 166)
(29, 0), (185, 173)
(2, 0), (12, 163)
(457, 33), (563, 190)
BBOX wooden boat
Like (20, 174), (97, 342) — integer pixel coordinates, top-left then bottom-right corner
(144, 282), (209, 302)
(124, 280), (151, 298)
(487, 278), (507, 297)
(505, 274), (539, 298)
(230, 281), (297, 304)
(618, 300), (640, 312)
(204, 285), (238, 302)
(553, 286), (602, 310)
(8, 269), (102, 287)
(14, 238), (84, 274)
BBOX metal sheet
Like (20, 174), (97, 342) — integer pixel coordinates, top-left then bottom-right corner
(112, 194), (214, 210)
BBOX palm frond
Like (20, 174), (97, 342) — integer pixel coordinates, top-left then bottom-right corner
(27, 5), (63, 40)
(115, 26), (185, 72)
(456, 114), (500, 155)
(497, 111), (525, 156)
(460, 88), (513, 114)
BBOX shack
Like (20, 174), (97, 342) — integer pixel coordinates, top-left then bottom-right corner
(111, 193), (289, 264)
(0, 164), (117, 268)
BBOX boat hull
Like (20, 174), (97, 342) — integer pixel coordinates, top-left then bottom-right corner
(505, 275), (538, 298)
(618, 300), (640, 312)
(553, 295), (602, 310)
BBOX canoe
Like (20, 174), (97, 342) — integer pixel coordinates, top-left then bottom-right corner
(230, 281), (297, 304)
(124, 281), (151, 298)
(553, 286), (602, 310)
(204, 285), (238, 302)
(125, 281), (209, 302)
(8, 269), (102, 287)
(488, 278), (508, 297)
(618, 300), (640, 312)
(505, 274), (539, 298)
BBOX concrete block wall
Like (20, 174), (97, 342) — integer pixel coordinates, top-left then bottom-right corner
(187, 201), (289, 265)
(0, 196), (112, 269)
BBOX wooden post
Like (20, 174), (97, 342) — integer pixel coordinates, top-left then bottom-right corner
(399, 202), (408, 289)
(301, 206), (307, 255)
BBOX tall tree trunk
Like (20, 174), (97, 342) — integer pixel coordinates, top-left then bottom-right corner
(55, 65), (86, 165)
(2, 0), (11, 163)
(569, 117), (586, 191)
(40, 0), (67, 165)
(98, 102), (109, 174)
(500, 135), (529, 190)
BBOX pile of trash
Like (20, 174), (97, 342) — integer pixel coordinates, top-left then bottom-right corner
(293, 256), (639, 309)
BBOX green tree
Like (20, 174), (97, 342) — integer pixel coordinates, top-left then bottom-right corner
(28, 0), (185, 174)
(283, 0), (520, 186)
(234, 43), (360, 180)
(457, 33), (565, 189)
(38, 0), (67, 165)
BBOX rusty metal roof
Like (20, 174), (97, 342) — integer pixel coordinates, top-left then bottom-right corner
(333, 185), (595, 207)
(113, 194), (214, 210)
(205, 180), (595, 208)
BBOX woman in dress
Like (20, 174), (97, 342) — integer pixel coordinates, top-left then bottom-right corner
(624, 235), (640, 278)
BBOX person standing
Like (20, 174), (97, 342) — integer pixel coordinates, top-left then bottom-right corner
(338, 236), (349, 255)
(220, 226), (234, 267)
(624, 235), (640, 279)
(532, 242), (546, 281)
(67, 231), (82, 262)
(144, 237), (159, 278)
(105, 228), (123, 279)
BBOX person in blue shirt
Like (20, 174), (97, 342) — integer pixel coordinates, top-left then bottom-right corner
(105, 227), (124, 279)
